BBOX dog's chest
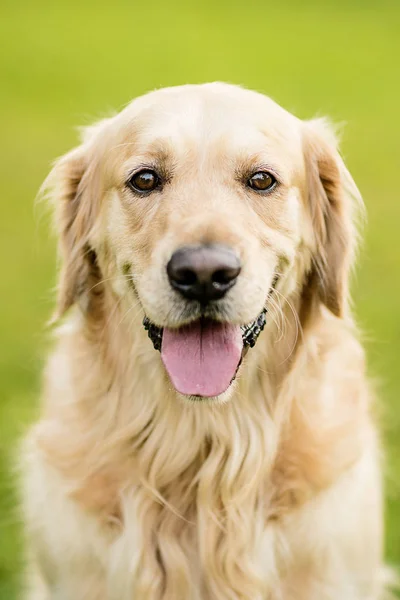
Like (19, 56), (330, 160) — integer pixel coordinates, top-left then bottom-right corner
(71, 417), (336, 599)
(106, 484), (276, 600)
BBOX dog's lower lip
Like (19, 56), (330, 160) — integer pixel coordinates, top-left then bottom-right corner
(143, 310), (267, 353)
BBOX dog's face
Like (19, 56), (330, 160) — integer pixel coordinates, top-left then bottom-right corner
(50, 83), (359, 401)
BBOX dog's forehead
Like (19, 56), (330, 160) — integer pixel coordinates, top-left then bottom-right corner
(115, 84), (303, 164)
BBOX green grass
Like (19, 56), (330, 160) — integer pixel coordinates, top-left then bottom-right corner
(1, 0), (399, 596)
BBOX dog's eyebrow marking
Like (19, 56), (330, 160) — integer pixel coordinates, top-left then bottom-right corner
(121, 139), (177, 181)
(139, 142), (172, 163)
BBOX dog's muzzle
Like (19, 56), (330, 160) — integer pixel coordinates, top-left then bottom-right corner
(141, 275), (278, 397)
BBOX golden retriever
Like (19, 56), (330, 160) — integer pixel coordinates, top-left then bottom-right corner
(22, 83), (388, 599)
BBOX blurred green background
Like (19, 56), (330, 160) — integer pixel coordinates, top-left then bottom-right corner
(1, 0), (399, 597)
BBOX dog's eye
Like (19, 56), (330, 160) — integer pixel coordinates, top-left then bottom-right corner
(127, 169), (161, 193)
(247, 171), (276, 192)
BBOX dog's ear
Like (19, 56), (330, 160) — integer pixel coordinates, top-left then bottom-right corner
(45, 125), (105, 320)
(302, 119), (363, 319)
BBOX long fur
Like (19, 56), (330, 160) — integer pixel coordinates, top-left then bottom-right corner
(21, 83), (389, 600)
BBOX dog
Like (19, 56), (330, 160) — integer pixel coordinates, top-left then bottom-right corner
(21, 83), (387, 599)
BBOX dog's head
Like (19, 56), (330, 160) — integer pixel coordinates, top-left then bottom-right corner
(46, 83), (361, 401)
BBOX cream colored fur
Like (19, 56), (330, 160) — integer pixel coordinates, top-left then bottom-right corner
(21, 83), (388, 599)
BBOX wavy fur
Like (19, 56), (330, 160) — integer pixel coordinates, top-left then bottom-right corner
(21, 83), (388, 600)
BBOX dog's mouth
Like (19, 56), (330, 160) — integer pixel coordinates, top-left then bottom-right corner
(143, 309), (267, 398)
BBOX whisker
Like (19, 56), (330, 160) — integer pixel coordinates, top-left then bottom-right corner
(86, 273), (134, 295)
(97, 292), (142, 346)
(268, 294), (286, 343)
(112, 299), (144, 335)
(266, 295), (283, 340)
(272, 288), (303, 365)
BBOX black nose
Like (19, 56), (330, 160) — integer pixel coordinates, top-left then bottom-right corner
(167, 245), (241, 303)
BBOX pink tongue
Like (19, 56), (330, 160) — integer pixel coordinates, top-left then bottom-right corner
(161, 321), (243, 397)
